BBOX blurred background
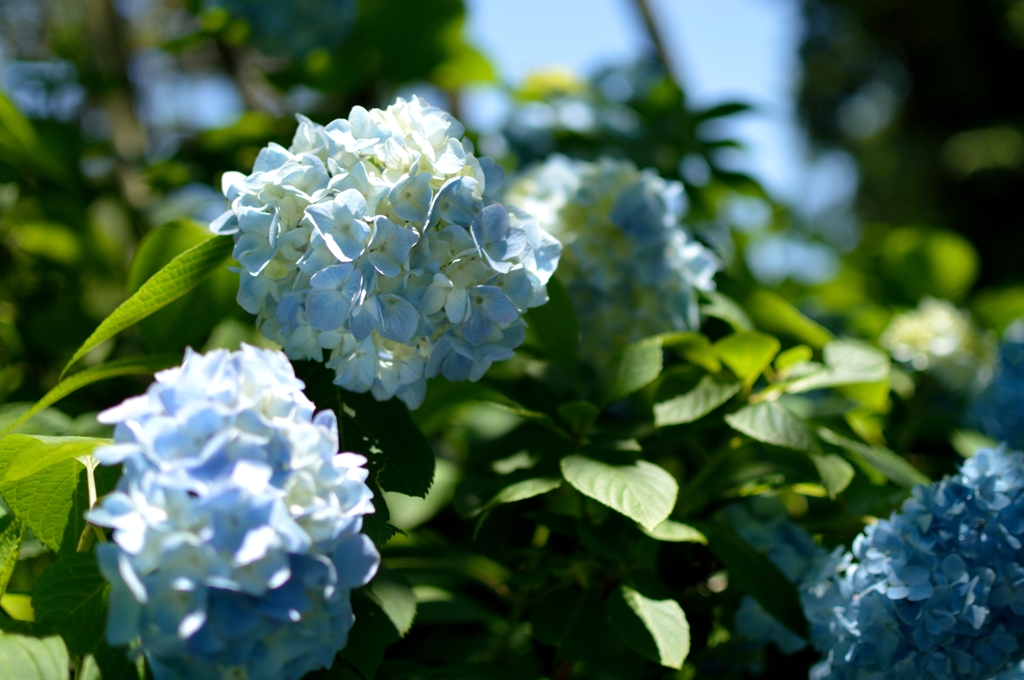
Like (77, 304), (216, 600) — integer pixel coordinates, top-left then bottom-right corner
(1, 0), (1022, 462)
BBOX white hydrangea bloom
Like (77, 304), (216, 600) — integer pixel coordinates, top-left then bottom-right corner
(880, 297), (993, 394)
(504, 154), (719, 364)
(212, 97), (561, 409)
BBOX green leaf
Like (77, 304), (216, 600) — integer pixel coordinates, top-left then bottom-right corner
(560, 456), (678, 530)
(654, 375), (741, 427)
(603, 337), (664, 405)
(810, 453), (855, 498)
(31, 553), (108, 656)
(474, 478), (562, 536)
(338, 589), (402, 679)
(0, 519), (24, 596)
(127, 222), (240, 353)
(362, 481), (400, 549)
(725, 401), (820, 453)
(530, 587), (586, 646)
(692, 521), (807, 639)
(880, 227), (978, 302)
(431, 15), (497, 88)
(558, 591), (620, 666)
(557, 401), (599, 435)
(0, 93), (65, 181)
(484, 401), (568, 439)
(700, 291), (752, 331)
(747, 290), (835, 349)
(660, 332), (721, 373)
(0, 436), (92, 552)
(0, 355), (180, 437)
(785, 340), (890, 393)
(973, 286), (1024, 334)
(608, 585), (690, 669)
(775, 345), (814, 374)
(341, 390), (435, 498)
(693, 101), (753, 122)
(951, 429), (997, 458)
(713, 331), (780, 387)
(60, 235), (234, 378)
(818, 428), (929, 487)
(640, 520), (707, 544)
(368, 577), (417, 638)
(294, 361), (436, 498)
(0, 633), (68, 680)
(91, 640), (141, 680)
(2, 436), (107, 484)
(523, 276), (578, 375)
(58, 466), (118, 559)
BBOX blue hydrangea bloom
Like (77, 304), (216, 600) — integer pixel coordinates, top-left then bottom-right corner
(802, 446), (1024, 680)
(88, 345), (379, 680)
(968, 340), (1024, 449)
(212, 96), (561, 408)
(503, 154), (719, 365)
(725, 498), (828, 658)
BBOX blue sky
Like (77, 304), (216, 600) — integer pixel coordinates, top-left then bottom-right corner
(462, 0), (856, 210)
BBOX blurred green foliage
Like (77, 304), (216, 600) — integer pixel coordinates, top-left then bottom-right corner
(0, 1), (1021, 679)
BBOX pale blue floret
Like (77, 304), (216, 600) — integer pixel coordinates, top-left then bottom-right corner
(213, 97), (561, 409)
(503, 155), (719, 365)
(306, 264), (363, 332)
(802, 445), (1024, 680)
(305, 189), (371, 262)
(233, 208), (279, 275)
(365, 216), (419, 277)
(89, 346), (379, 680)
(389, 171), (433, 224)
(470, 204), (528, 274)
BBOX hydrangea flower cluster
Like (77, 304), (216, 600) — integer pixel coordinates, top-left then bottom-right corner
(724, 498), (827, 659)
(802, 446), (1024, 680)
(880, 297), (993, 394)
(968, 338), (1024, 449)
(212, 96), (561, 409)
(503, 154), (719, 364)
(88, 345), (379, 680)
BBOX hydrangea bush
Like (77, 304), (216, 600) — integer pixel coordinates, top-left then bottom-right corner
(87, 345), (379, 680)
(802, 446), (1024, 680)
(503, 154), (718, 364)
(880, 297), (993, 394)
(212, 96), (561, 408)
(4, 59), (1023, 680)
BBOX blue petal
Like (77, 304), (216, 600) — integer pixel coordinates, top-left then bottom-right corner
(471, 286), (518, 324)
(470, 204), (526, 272)
(309, 263), (355, 290)
(349, 299), (379, 341)
(377, 295), (419, 343)
(305, 289), (349, 331)
(460, 312), (494, 346)
(339, 350), (376, 393)
(389, 171), (433, 224)
(441, 350), (472, 382)
(332, 534), (380, 589)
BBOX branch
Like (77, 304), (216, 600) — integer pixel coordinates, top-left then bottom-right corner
(630, 0), (679, 86)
